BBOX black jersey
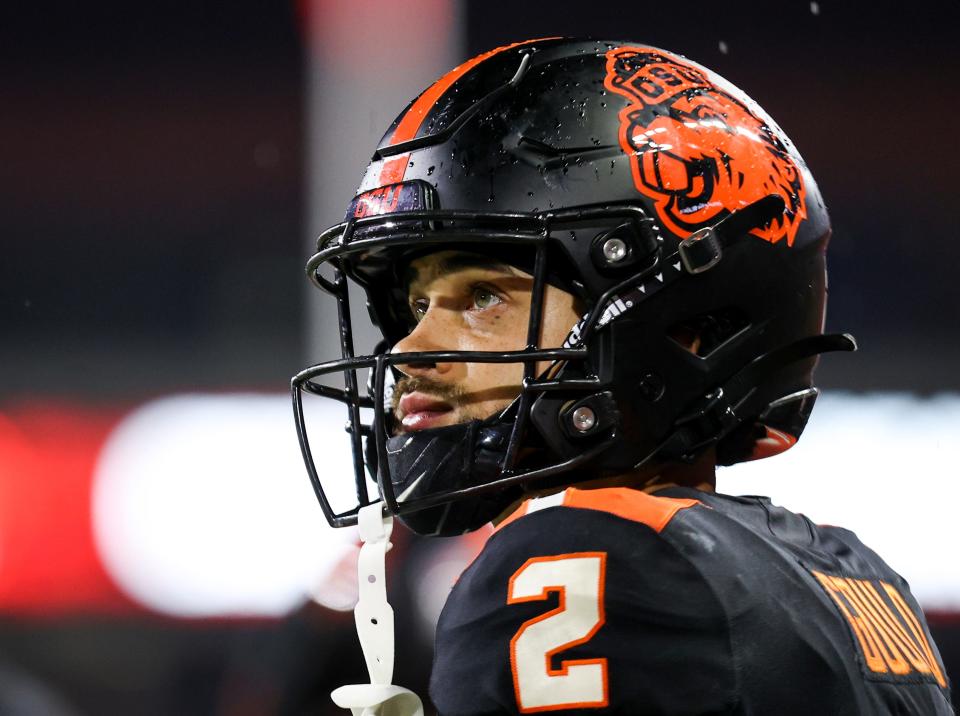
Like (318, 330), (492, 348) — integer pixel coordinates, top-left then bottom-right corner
(430, 486), (952, 715)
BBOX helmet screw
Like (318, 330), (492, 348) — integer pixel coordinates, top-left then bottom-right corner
(602, 237), (628, 263)
(571, 406), (597, 432)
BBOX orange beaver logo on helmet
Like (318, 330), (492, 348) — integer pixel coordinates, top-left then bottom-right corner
(604, 47), (807, 246)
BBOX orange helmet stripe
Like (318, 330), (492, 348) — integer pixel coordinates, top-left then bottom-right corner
(385, 37), (559, 148)
(377, 38), (559, 186)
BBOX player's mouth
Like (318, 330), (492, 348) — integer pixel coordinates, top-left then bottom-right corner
(396, 392), (456, 432)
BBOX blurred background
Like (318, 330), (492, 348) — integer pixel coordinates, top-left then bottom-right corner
(2, 1), (959, 713)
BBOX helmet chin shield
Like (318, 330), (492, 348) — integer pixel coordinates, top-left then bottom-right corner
(380, 419), (520, 537)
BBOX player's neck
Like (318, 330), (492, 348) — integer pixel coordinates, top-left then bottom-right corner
(640, 449), (717, 494)
(571, 450), (717, 495)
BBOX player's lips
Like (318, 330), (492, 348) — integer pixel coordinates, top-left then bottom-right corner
(397, 392), (455, 431)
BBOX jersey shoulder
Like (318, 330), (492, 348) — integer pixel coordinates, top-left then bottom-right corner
(495, 485), (701, 534)
(668, 488), (953, 713)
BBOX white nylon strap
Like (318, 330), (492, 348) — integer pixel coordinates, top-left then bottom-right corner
(355, 503), (396, 685)
(331, 503), (424, 716)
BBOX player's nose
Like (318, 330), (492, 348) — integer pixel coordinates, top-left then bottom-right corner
(391, 309), (453, 377)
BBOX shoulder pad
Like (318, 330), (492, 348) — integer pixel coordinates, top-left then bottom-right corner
(495, 486), (700, 534)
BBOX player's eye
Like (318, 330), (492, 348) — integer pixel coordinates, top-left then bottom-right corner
(472, 287), (502, 311)
(410, 298), (429, 322)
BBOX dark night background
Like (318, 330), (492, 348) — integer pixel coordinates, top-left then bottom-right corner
(1, 1), (958, 714)
(4, 1), (960, 402)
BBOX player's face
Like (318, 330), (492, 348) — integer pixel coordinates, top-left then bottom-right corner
(391, 251), (580, 434)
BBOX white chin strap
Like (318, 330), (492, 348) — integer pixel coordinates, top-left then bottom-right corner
(331, 503), (424, 716)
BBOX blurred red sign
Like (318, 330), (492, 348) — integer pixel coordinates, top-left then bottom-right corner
(0, 404), (137, 615)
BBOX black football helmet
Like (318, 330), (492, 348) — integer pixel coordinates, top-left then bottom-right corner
(292, 38), (855, 536)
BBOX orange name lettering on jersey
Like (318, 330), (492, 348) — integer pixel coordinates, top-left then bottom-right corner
(811, 570), (946, 688)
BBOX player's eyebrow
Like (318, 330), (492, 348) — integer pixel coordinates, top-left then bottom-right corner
(403, 253), (518, 293)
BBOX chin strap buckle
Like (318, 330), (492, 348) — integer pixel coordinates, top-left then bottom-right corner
(679, 194), (790, 275)
(331, 503), (424, 716)
(678, 227), (723, 274)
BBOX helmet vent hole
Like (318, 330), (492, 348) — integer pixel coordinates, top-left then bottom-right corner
(667, 307), (750, 358)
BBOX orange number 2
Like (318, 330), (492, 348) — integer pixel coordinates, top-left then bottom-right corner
(507, 552), (609, 713)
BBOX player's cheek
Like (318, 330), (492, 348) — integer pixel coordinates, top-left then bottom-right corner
(463, 361), (524, 413)
(540, 287), (581, 346)
(472, 359), (524, 390)
(462, 303), (524, 346)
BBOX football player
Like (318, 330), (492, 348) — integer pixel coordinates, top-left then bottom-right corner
(293, 39), (952, 714)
